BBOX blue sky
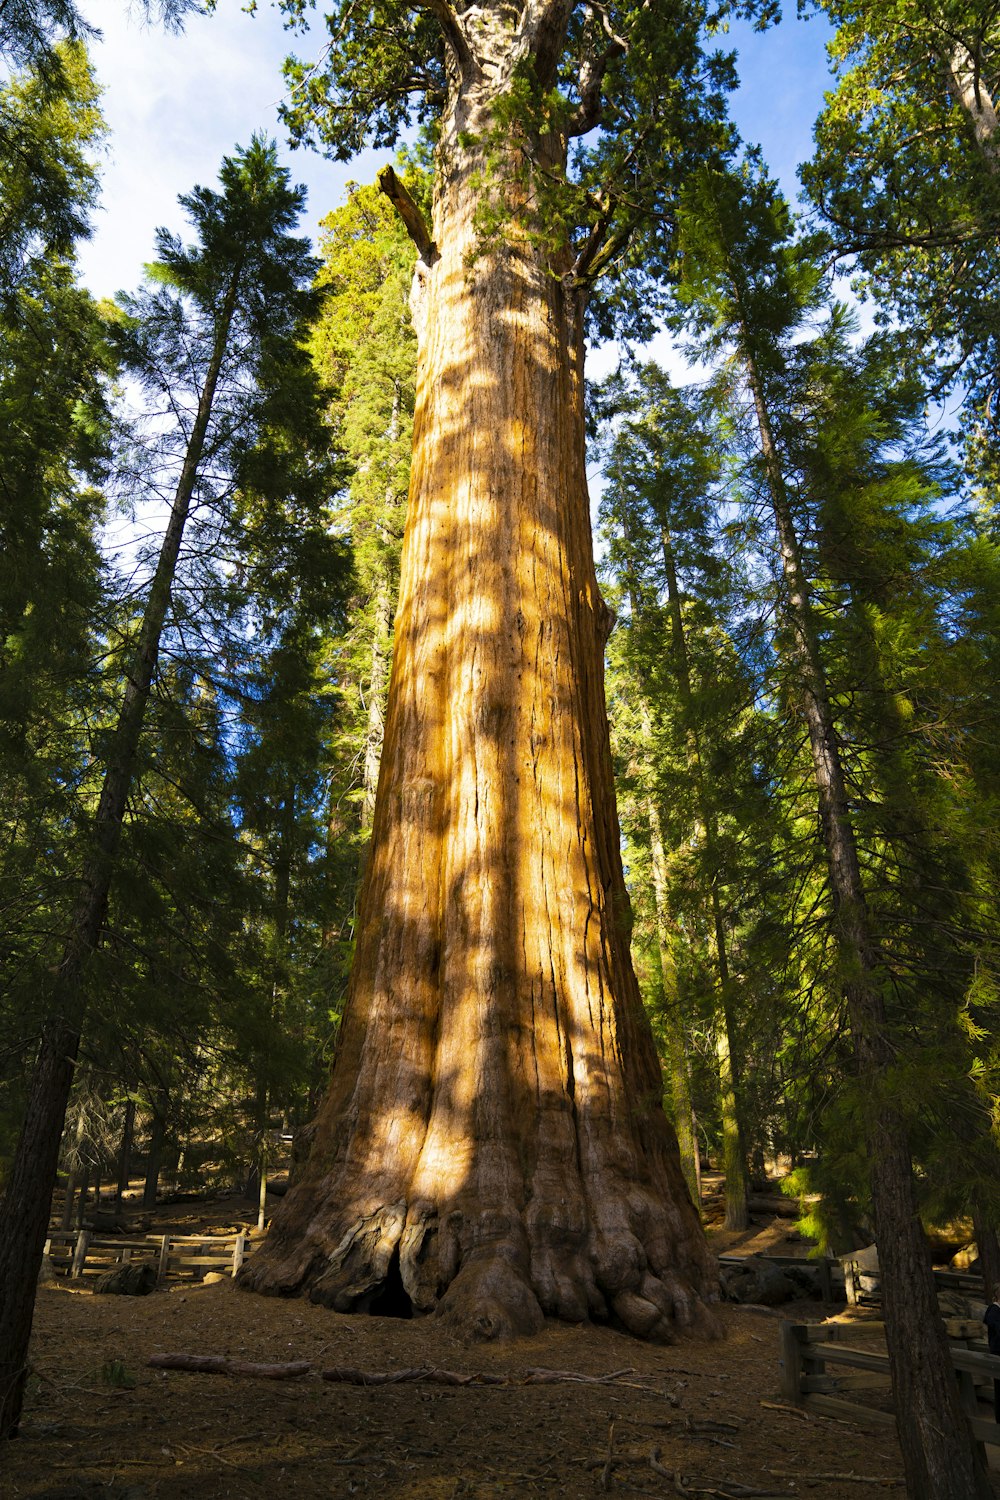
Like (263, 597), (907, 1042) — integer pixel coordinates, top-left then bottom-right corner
(75, 1), (837, 300)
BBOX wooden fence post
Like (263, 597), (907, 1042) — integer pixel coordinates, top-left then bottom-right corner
(817, 1256), (833, 1302)
(232, 1232), (246, 1277)
(779, 1321), (806, 1403)
(157, 1234), (170, 1285)
(844, 1259), (857, 1305)
(956, 1367), (979, 1417)
(70, 1230), (90, 1278)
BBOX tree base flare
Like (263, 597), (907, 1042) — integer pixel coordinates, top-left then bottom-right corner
(238, 1189), (721, 1346)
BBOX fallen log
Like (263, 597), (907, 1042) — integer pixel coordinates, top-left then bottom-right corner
(745, 1195), (799, 1220)
(148, 1354), (311, 1379)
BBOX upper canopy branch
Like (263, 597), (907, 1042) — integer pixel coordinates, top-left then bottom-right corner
(509, 0), (579, 92)
(569, 19), (626, 136)
(416, 0), (480, 78)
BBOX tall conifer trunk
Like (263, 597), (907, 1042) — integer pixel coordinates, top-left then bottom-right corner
(241, 105), (715, 1340)
(646, 792), (701, 1206)
(743, 340), (990, 1500)
(0, 269), (240, 1440)
(659, 527), (748, 1229)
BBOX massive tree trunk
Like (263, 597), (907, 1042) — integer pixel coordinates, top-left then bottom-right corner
(239, 106), (716, 1342)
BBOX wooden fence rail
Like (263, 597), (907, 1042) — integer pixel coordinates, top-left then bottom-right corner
(42, 1229), (253, 1285)
(779, 1321), (1000, 1455)
(839, 1253), (984, 1307)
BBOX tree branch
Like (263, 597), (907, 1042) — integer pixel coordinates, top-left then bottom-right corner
(568, 29), (625, 137)
(511, 0), (578, 92)
(415, 0), (478, 79)
(377, 166), (438, 265)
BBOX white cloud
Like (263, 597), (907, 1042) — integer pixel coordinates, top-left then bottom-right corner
(76, 0), (387, 296)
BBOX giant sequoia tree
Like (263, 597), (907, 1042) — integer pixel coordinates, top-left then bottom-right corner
(238, 0), (759, 1337)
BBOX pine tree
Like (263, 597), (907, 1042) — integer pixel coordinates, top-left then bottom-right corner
(0, 137), (341, 1440)
(597, 361), (808, 1220)
(308, 176), (417, 915)
(671, 160), (993, 1499)
(803, 1), (1000, 412)
(597, 368), (749, 1224)
(0, 40), (113, 1189)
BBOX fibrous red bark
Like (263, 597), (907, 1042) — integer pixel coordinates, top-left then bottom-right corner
(239, 106), (717, 1342)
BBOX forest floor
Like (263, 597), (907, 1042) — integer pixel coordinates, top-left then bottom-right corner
(5, 1190), (993, 1499)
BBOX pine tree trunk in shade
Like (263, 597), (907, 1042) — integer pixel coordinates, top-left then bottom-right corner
(60, 1106), (88, 1230)
(742, 334), (990, 1500)
(143, 1101), (167, 1211)
(115, 1098), (136, 1210)
(0, 272), (240, 1441)
(60, 1173), (76, 1232)
(239, 130), (716, 1342)
(646, 801), (701, 1207)
(713, 997), (747, 1233)
(972, 1210), (1000, 1302)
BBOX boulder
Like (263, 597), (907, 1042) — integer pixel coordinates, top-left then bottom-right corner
(784, 1264), (821, 1298)
(751, 1264), (799, 1305)
(92, 1262), (157, 1296)
(719, 1260), (799, 1306)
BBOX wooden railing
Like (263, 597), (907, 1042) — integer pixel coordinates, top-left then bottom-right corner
(839, 1252), (984, 1307)
(43, 1228), (253, 1285)
(779, 1321), (1000, 1452)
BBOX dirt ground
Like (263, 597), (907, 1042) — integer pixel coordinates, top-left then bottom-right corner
(3, 1192), (924, 1500)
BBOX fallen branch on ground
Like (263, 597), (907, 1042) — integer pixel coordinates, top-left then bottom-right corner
(586, 1450), (783, 1499)
(601, 1418), (616, 1492)
(648, 1450), (785, 1499)
(769, 1471), (901, 1487)
(148, 1354), (312, 1379)
(321, 1365), (649, 1388)
(146, 1354), (652, 1390)
(759, 1400), (810, 1419)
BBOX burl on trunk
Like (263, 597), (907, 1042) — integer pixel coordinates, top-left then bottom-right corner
(239, 129), (717, 1341)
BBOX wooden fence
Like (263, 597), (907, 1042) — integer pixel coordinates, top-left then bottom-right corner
(779, 1320), (1000, 1454)
(43, 1228), (253, 1285)
(840, 1254), (986, 1306)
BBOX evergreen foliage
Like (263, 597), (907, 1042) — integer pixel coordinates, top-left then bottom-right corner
(308, 173), (417, 948)
(0, 132), (350, 1439)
